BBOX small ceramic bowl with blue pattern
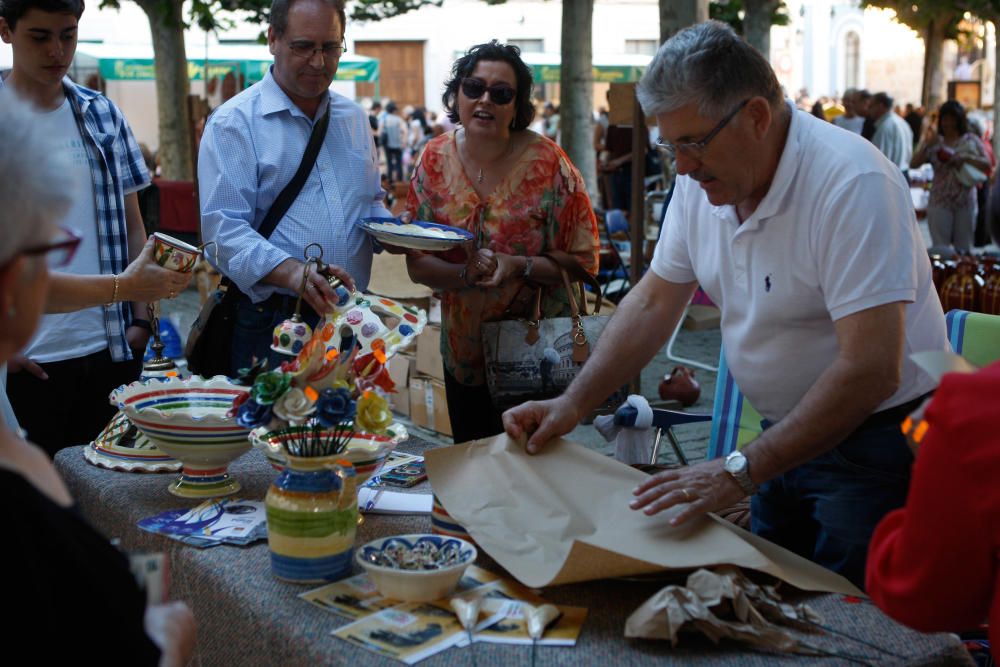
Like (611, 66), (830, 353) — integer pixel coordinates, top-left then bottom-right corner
(356, 533), (478, 602)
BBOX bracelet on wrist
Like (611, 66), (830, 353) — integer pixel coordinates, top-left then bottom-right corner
(130, 318), (152, 332)
(522, 256), (534, 280)
(104, 274), (119, 307)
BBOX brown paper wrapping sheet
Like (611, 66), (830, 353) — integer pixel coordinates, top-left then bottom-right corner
(425, 435), (862, 596)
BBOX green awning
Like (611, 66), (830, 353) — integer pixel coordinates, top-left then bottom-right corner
(76, 43), (378, 83)
(520, 52), (651, 84)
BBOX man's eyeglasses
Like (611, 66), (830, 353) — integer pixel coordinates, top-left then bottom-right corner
(287, 37), (347, 60)
(21, 226), (82, 268)
(656, 98), (750, 159)
(460, 78), (516, 106)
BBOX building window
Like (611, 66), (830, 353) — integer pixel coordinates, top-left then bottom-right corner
(625, 39), (658, 56)
(508, 39), (544, 53)
(845, 31), (860, 89)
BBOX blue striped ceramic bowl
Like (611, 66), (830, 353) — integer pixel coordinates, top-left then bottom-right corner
(109, 376), (253, 498)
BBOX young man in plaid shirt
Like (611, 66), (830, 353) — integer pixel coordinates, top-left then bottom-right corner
(1, 0), (152, 455)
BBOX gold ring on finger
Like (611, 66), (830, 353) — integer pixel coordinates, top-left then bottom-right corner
(681, 488), (693, 502)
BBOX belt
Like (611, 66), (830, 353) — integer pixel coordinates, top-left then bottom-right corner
(760, 391), (933, 433)
(855, 391), (934, 432)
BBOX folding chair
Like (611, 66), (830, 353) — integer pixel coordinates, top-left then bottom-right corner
(613, 346), (761, 465)
(945, 309), (1000, 367)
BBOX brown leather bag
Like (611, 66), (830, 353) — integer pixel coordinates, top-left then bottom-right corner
(481, 251), (623, 409)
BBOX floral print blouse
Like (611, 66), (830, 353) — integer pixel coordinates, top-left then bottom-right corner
(926, 132), (989, 210)
(406, 130), (599, 386)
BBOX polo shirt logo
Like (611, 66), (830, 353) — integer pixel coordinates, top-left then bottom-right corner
(765, 274), (772, 292)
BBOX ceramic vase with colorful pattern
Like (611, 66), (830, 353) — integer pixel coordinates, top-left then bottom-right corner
(265, 455), (358, 583)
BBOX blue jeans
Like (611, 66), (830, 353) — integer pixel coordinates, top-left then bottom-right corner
(230, 295), (320, 375)
(750, 423), (914, 590)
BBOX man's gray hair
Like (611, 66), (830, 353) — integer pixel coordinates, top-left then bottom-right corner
(0, 89), (75, 266)
(637, 20), (783, 119)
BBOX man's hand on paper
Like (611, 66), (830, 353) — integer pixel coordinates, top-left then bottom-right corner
(502, 395), (582, 454)
(630, 458), (746, 526)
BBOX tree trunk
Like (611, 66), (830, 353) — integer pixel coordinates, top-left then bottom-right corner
(137, 0), (193, 181)
(994, 20), (1000, 159)
(659, 0), (709, 44)
(560, 0), (597, 198)
(743, 0), (776, 58)
(922, 18), (948, 111)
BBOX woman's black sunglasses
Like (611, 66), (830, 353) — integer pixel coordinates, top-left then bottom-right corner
(460, 78), (516, 106)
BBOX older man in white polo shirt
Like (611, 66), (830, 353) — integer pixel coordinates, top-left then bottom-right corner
(503, 20), (948, 589)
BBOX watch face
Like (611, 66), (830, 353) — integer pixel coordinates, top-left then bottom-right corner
(724, 452), (744, 474)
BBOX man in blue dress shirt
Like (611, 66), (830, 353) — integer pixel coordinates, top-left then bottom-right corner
(198, 0), (392, 373)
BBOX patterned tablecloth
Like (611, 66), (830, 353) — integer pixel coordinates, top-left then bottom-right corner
(56, 441), (973, 667)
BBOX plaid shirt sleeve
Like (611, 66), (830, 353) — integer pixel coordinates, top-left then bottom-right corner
(115, 110), (151, 195)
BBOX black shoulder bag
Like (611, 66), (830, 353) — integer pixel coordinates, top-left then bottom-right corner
(185, 107), (331, 377)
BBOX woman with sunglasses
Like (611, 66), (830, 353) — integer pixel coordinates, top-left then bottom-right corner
(404, 40), (599, 443)
(0, 92), (195, 664)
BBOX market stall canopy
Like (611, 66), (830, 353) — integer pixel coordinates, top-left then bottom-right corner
(519, 52), (652, 84)
(73, 42), (379, 83)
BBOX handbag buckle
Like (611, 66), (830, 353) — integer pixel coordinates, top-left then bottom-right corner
(573, 320), (587, 346)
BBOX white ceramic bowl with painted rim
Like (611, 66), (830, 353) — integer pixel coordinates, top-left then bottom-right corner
(109, 375), (253, 497)
(250, 424), (408, 484)
(357, 217), (474, 252)
(355, 533), (478, 602)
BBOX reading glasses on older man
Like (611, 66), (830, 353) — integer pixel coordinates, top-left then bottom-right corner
(656, 98), (750, 159)
(287, 37), (347, 60)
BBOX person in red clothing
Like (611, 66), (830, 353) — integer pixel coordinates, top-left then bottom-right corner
(866, 360), (1000, 659)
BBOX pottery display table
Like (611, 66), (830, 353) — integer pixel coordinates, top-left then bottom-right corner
(56, 443), (973, 666)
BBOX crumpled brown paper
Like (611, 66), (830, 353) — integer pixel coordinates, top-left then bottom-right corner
(625, 566), (822, 653)
(425, 435), (861, 595)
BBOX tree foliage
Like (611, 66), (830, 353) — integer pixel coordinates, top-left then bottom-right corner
(709, 0), (790, 32)
(350, 0), (507, 23)
(860, 0), (962, 37)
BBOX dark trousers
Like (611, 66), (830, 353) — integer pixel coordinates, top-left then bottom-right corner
(751, 422), (914, 590)
(442, 369), (505, 444)
(229, 293), (321, 376)
(385, 148), (403, 184)
(7, 348), (143, 457)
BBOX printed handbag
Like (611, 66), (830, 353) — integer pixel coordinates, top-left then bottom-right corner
(482, 252), (623, 409)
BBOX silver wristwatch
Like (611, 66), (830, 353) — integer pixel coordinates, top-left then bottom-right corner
(724, 450), (758, 496)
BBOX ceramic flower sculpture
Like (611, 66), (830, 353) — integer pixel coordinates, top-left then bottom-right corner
(237, 295), (419, 482)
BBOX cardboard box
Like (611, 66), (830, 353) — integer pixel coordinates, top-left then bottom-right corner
(386, 353), (416, 417)
(368, 252), (432, 301)
(416, 324), (445, 382)
(682, 304), (721, 331)
(409, 374), (452, 437)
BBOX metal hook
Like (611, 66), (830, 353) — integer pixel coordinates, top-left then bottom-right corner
(303, 243), (324, 263)
(292, 260), (313, 321)
(199, 240), (218, 266)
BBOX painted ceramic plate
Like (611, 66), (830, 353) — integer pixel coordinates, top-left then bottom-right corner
(84, 410), (181, 473)
(358, 217), (473, 252)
